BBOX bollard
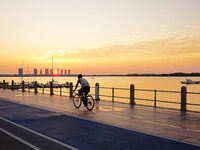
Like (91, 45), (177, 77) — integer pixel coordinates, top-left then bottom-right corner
(95, 83), (100, 100)
(154, 90), (157, 108)
(112, 88), (114, 102)
(22, 81), (25, 92)
(60, 86), (62, 96)
(3, 80), (6, 89)
(34, 81), (38, 94)
(130, 84), (135, 105)
(50, 81), (54, 95)
(11, 80), (14, 90)
(28, 82), (30, 92)
(69, 82), (73, 98)
(181, 86), (187, 112)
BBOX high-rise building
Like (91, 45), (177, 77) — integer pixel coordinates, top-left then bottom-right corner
(68, 69), (71, 75)
(61, 69), (63, 75)
(18, 68), (23, 76)
(40, 69), (42, 75)
(50, 69), (53, 75)
(45, 68), (49, 76)
(64, 69), (67, 75)
(33, 69), (37, 76)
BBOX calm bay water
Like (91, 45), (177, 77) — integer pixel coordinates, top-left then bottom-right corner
(0, 76), (200, 111)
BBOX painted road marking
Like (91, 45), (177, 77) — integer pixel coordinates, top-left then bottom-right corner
(0, 128), (41, 150)
(0, 117), (78, 150)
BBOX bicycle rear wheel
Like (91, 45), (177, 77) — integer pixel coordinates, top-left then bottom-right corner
(86, 95), (95, 111)
(73, 94), (82, 108)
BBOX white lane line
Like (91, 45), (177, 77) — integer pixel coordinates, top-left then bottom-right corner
(0, 127), (41, 150)
(0, 117), (78, 150)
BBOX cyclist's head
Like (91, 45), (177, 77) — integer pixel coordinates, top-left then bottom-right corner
(78, 74), (82, 78)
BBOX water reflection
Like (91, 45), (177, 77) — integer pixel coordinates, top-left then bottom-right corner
(95, 101), (124, 112)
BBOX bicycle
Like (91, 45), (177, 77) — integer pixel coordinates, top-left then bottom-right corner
(73, 92), (95, 111)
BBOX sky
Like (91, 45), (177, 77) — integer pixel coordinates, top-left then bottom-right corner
(0, 0), (200, 74)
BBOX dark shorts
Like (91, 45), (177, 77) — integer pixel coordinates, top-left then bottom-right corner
(79, 86), (90, 96)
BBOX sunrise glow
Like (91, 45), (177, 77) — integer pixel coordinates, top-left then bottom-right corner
(0, 0), (200, 74)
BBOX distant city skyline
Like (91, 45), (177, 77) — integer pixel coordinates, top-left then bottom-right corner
(18, 68), (71, 76)
(0, 0), (200, 74)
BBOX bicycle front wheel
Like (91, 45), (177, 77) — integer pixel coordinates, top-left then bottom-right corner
(73, 94), (82, 108)
(86, 95), (95, 111)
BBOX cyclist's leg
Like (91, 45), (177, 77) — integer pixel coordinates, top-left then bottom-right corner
(78, 88), (83, 96)
(80, 87), (88, 106)
(85, 86), (90, 98)
(78, 87), (86, 106)
(84, 86), (90, 106)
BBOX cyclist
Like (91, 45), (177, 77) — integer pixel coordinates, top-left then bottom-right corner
(73, 74), (90, 106)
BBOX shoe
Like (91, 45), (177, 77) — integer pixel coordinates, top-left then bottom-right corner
(83, 102), (87, 107)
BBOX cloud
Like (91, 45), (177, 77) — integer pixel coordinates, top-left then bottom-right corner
(44, 34), (200, 62)
(29, 33), (200, 74)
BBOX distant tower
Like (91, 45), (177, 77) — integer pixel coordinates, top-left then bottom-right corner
(33, 69), (37, 76)
(50, 69), (53, 76)
(57, 68), (60, 75)
(18, 68), (23, 76)
(45, 68), (49, 76)
(68, 69), (71, 75)
(40, 69), (42, 75)
(64, 69), (67, 75)
(61, 69), (63, 75)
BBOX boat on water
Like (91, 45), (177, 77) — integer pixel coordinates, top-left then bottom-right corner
(181, 79), (200, 84)
(18, 81), (69, 88)
(44, 81), (69, 88)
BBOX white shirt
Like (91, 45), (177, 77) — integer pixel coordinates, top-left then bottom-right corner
(79, 78), (90, 87)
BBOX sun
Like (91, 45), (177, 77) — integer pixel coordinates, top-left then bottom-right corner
(55, 70), (58, 75)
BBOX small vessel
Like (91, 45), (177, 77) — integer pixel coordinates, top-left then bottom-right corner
(181, 79), (200, 84)
(44, 81), (60, 88)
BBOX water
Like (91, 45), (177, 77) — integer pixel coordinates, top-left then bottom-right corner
(0, 76), (200, 111)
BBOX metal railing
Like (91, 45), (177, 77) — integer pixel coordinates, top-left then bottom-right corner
(1, 80), (200, 112)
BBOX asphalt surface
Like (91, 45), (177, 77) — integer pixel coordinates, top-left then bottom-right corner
(0, 99), (199, 150)
(0, 117), (75, 150)
(0, 129), (33, 150)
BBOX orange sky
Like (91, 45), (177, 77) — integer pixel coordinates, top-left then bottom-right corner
(0, 0), (200, 74)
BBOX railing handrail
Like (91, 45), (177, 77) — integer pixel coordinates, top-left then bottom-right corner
(1, 80), (200, 112)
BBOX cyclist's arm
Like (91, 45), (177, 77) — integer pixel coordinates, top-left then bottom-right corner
(73, 79), (80, 91)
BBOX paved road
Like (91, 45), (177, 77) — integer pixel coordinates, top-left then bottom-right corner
(0, 129), (33, 150)
(0, 99), (199, 150)
(0, 116), (76, 150)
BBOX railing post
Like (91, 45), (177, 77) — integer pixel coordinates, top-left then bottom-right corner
(112, 88), (114, 102)
(154, 90), (157, 108)
(95, 83), (100, 100)
(11, 80), (14, 90)
(130, 84), (135, 105)
(50, 81), (54, 95)
(69, 82), (73, 98)
(42, 87), (44, 94)
(3, 80), (6, 89)
(181, 86), (187, 112)
(34, 81), (38, 94)
(22, 81), (25, 92)
(60, 86), (62, 96)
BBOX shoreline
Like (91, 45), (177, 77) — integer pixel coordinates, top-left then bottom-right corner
(0, 73), (200, 77)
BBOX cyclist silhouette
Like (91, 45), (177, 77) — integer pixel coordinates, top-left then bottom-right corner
(73, 74), (90, 106)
